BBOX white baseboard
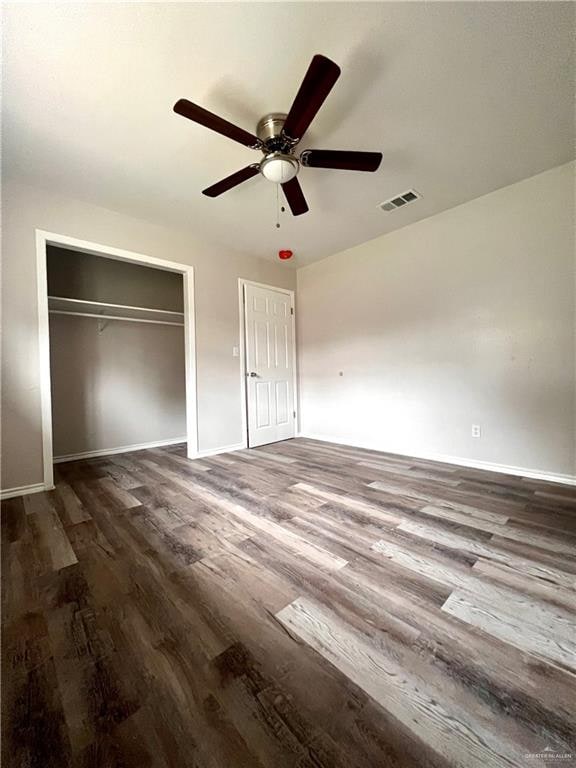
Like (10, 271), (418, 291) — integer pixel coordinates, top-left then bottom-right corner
(0, 482), (55, 500)
(53, 437), (187, 464)
(191, 442), (246, 460)
(2, 440), (244, 498)
(297, 432), (576, 486)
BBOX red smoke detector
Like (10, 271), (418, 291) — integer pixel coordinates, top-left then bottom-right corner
(278, 250), (293, 260)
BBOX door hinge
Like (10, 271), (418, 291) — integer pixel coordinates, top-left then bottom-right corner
(290, 307), (294, 315)
(293, 411), (296, 418)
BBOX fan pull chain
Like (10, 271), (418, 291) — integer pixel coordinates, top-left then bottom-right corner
(275, 184), (287, 228)
(275, 183), (280, 229)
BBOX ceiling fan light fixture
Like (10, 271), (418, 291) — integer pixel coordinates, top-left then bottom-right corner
(260, 153), (299, 183)
(175, 54), (382, 216)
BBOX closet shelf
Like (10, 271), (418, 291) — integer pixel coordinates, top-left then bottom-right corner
(48, 296), (185, 326)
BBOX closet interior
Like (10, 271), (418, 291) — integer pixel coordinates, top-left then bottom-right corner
(47, 245), (187, 460)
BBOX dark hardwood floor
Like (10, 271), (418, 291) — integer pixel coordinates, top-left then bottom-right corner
(2, 438), (575, 767)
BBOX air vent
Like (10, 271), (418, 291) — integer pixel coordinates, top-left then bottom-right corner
(379, 189), (421, 212)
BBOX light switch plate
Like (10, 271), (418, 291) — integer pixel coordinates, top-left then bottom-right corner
(232, 346), (239, 357)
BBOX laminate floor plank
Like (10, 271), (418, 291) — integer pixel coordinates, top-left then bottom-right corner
(343, 557), (576, 747)
(369, 479), (525, 517)
(29, 507), (79, 572)
(397, 519), (576, 587)
(1, 497), (26, 543)
(442, 591), (576, 672)
(371, 537), (576, 641)
(55, 483), (92, 527)
(276, 596), (540, 768)
(472, 558), (576, 613)
(3, 437), (575, 767)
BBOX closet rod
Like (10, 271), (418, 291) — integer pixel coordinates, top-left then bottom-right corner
(48, 310), (184, 327)
(48, 295), (184, 316)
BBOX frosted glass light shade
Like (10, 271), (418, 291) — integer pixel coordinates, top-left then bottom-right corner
(260, 154), (299, 183)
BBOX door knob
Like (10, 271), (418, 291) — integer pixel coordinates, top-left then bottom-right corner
(248, 371), (259, 377)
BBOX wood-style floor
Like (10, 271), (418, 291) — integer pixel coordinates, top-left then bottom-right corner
(2, 438), (576, 768)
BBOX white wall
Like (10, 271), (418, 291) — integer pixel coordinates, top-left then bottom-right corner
(297, 162), (575, 479)
(3, 163), (573, 491)
(1, 180), (295, 491)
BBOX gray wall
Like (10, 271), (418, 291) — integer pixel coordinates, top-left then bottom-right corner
(297, 162), (576, 478)
(1, 180), (295, 491)
(47, 245), (184, 310)
(48, 248), (186, 457)
(49, 316), (186, 457)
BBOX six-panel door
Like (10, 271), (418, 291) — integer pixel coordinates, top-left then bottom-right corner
(244, 284), (295, 447)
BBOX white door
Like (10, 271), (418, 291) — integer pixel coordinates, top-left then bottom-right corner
(244, 283), (296, 447)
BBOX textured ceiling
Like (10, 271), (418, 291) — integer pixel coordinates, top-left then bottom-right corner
(2, 2), (574, 267)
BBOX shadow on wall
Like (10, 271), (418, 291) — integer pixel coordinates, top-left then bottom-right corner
(0, 304), (49, 489)
(49, 316), (186, 458)
(46, 245), (187, 458)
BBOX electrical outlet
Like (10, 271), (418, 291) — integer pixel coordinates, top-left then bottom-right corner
(471, 424), (481, 438)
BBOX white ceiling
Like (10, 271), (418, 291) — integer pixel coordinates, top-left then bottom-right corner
(2, 2), (574, 267)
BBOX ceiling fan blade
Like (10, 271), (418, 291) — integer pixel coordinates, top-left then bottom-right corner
(281, 177), (309, 216)
(174, 99), (260, 148)
(282, 55), (341, 142)
(202, 165), (260, 197)
(301, 149), (382, 172)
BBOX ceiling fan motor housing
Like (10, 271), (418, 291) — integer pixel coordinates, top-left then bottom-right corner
(257, 113), (291, 146)
(257, 113), (300, 183)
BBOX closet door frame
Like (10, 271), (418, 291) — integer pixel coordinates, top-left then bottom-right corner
(35, 229), (198, 490)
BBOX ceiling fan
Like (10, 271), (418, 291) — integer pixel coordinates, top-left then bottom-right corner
(173, 54), (382, 216)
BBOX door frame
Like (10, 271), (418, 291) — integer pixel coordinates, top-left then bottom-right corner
(36, 229), (198, 490)
(237, 278), (297, 449)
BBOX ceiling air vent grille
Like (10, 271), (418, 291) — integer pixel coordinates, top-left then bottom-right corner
(379, 189), (421, 212)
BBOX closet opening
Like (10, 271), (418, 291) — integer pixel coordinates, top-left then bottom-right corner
(36, 231), (197, 489)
